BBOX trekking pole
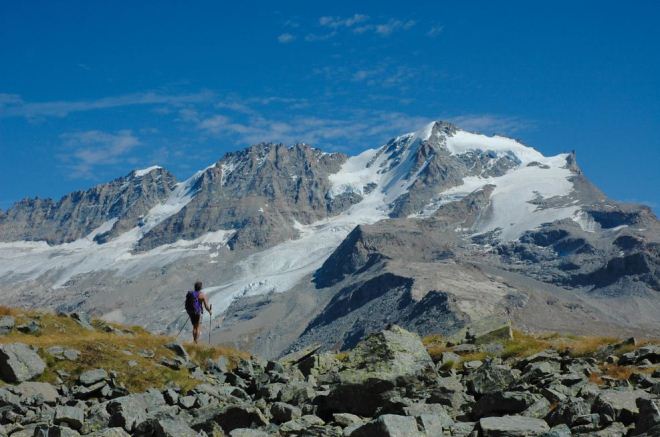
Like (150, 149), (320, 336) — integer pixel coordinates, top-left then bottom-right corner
(176, 317), (189, 338)
(208, 308), (212, 345)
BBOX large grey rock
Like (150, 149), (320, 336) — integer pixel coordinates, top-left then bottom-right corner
(521, 361), (560, 384)
(473, 391), (541, 418)
(214, 404), (268, 433)
(439, 351), (461, 368)
(521, 397), (552, 420)
(279, 415), (326, 435)
(402, 403), (453, 428)
(107, 390), (166, 432)
(79, 368), (108, 386)
(427, 375), (471, 413)
(13, 381), (59, 405)
(636, 345), (660, 364)
(54, 405), (85, 431)
(0, 387), (20, 407)
(416, 414), (450, 436)
(82, 402), (112, 435)
(636, 398), (660, 435)
(71, 380), (110, 400)
(46, 346), (80, 361)
(318, 326), (435, 417)
(0, 343), (46, 382)
(278, 381), (316, 406)
(593, 389), (651, 424)
(546, 397), (591, 427)
(270, 401), (302, 424)
(164, 342), (190, 361)
(333, 413), (364, 428)
(137, 416), (198, 437)
(479, 416), (550, 436)
(16, 320), (40, 334)
(348, 414), (422, 437)
(178, 394), (196, 409)
(70, 312), (95, 331)
(0, 316), (14, 335)
(465, 360), (517, 396)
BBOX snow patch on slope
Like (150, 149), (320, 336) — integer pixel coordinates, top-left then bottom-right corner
(134, 166), (162, 177)
(328, 132), (424, 203)
(414, 152), (577, 240)
(328, 148), (380, 197)
(446, 131), (544, 165)
(140, 166), (208, 233)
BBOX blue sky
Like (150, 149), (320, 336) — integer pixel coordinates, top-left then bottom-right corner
(1, 1), (658, 211)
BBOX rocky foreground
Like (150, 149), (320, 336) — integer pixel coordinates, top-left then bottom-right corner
(0, 312), (659, 436)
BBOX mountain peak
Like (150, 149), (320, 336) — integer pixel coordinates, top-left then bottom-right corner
(413, 120), (457, 141)
(132, 165), (163, 178)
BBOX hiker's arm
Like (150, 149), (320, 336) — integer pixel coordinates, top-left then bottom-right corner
(201, 293), (212, 313)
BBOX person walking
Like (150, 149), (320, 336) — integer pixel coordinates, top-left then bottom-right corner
(184, 281), (212, 344)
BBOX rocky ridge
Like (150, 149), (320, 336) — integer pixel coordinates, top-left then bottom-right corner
(0, 168), (177, 245)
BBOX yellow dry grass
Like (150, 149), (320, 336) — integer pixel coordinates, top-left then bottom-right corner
(423, 328), (659, 366)
(421, 334), (450, 361)
(0, 306), (16, 316)
(0, 309), (248, 393)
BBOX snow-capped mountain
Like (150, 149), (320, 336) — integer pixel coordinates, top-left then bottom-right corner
(1, 121), (658, 357)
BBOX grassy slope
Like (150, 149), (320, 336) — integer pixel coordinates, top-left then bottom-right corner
(1, 305), (656, 392)
(0, 306), (249, 392)
(422, 329), (658, 379)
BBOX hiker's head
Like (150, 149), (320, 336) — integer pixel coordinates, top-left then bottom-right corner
(194, 281), (203, 291)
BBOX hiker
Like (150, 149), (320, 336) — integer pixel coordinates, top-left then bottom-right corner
(185, 281), (212, 344)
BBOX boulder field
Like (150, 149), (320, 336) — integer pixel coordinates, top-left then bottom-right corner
(0, 314), (659, 436)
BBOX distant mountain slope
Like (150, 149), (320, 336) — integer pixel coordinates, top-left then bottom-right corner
(0, 121), (657, 357)
(0, 167), (177, 244)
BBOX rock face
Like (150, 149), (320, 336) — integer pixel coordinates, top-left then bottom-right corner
(134, 143), (351, 251)
(0, 325), (658, 436)
(0, 343), (46, 382)
(0, 167), (176, 245)
(317, 326), (435, 418)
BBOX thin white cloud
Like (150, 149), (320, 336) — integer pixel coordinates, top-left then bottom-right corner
(59, 130), (140, 179)
(355, 19), (416, 36)
(447, 114), (531, 134)
(319, 14), (369, 28)
(304, 31), (337, 42)
(0, 91), (213, 119)
(277, 33), (295, 43)
(298, 14), (415, 41)
(196, 108), (433, 150)
(351, 65), (416, 88)
(198, 115), (231, 134)
(427, 25), (444, 37)
(193, 97), (530, 153)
